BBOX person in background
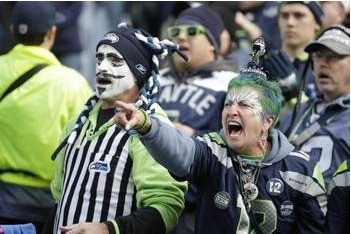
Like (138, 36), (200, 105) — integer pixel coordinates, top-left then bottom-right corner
(158, 5), (238, 233)
(286, 25), (350, 187)
(0, 2), (91, 233)
(114, 41), (327, 233)
(208, 2), (250, 69)
(263, 1), (324, 118)
(159, 4), (238, 137)
(321, 1), (347, 29)
(46, 23), (186, 234)
(52, 2), (84, 72)
(236, 1), (281, 51)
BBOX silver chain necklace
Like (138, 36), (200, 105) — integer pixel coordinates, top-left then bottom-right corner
(236, 157), (262, 211)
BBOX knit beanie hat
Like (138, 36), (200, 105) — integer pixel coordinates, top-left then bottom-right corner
(279, 1), (324, 26)
(97, 27), (153, 89)
(175, 4), (225, 50)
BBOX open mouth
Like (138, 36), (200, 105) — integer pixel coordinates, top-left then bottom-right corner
(318, 72), (330, 80)
(179, 45), (189, 52)
(228, 121), (243, 137)
(96, 77), (112, 86)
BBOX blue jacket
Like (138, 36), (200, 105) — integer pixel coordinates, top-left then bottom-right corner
(141, 118), (327, 234)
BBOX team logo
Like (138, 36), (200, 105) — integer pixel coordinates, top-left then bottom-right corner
(18, 24), (28, 35)
(102, 33), (119, 43)
(89, 161), (110, 174)
(280, 200), (294, 216)
(214, 191), (231, 209)
(135, 64), (147, 74)
(266, 178), (284, 196)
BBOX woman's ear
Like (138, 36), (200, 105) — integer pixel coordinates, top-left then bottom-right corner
(264, 115), (275, 131)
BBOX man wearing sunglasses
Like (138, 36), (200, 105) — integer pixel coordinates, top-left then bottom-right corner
(286, 25), (350, 189)
(158, 4), (238, 234)
(159, 4), (238, 137)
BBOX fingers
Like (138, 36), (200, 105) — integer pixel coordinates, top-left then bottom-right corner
(60, 222), (108, 234)
(114, 101), (144, 131)
(60, 224), (77, 233)
(115, 100), (134, 112)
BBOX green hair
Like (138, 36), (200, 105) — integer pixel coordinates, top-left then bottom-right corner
(227, 74), (284, 126)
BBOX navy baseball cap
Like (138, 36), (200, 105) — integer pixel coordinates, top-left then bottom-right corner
(11, 1), (56, 36)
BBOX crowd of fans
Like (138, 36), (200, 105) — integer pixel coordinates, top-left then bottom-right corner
(0, 1), (349, 234)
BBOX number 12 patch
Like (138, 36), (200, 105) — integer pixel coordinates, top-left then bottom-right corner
(266, 178), (284, 196)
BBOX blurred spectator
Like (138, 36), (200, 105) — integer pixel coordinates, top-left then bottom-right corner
(208, 2), (251, 69)
(263, 1), (324, 130)
(159, 5), (238, 234)
(286, 25), (350, 186)
(342, 1), (350, 27)
(325, 160), (350, 234)
(236, 1), (281, 51)
(0, 2), (91, 232)
(52, 2), (83, 71)
(160, 4), (238, 137)
(321, 1), (347, 29)
(125, 2), (182, 38)
(0, 2), (15, 54)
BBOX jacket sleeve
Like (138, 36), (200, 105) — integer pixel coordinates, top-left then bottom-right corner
(140, 118), (196, 178)
(105, 135), (187, 234)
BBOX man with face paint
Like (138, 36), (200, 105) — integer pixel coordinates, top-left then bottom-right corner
(46, 24), (187, 234)
(114, 43), (327, 233)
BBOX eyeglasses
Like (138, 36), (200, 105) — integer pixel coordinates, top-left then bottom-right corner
(311, 50), (348, 62)
(167, 25), (206, 39)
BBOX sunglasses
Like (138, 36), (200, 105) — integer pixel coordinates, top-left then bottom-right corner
(167, 25), (206, 39)
(311, 50), (348, 62)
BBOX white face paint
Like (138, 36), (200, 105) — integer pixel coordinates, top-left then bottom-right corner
(224, 87), (264, 121)
(222, 87), (266, 155)
(95, 44), (136, 100)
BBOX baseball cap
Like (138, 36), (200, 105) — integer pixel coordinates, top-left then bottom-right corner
(11, 1), (56, 36)
(305, 25), (350, 55)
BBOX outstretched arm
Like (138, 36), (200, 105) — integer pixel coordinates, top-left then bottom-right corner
(114, 101), (195, 178)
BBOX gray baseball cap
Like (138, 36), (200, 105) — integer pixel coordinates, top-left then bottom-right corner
(305, 25), (350, 55)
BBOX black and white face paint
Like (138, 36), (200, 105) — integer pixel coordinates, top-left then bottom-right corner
(95, 44), (136, 100)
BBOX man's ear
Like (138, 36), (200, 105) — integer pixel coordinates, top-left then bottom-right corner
(42, 25), (57, 50)
(46, 25), (57, 41)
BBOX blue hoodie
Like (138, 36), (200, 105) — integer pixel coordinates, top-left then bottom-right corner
(140, 118), (327, 234)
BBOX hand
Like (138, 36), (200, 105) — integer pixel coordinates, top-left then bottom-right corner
(60, 222), (108, 234)
(114, 100), (147, 132)
(263, 50), (298, 100)
(235, 11), (262, 41)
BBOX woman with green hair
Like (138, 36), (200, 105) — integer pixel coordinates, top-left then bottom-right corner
(114, 41), (327, 233)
